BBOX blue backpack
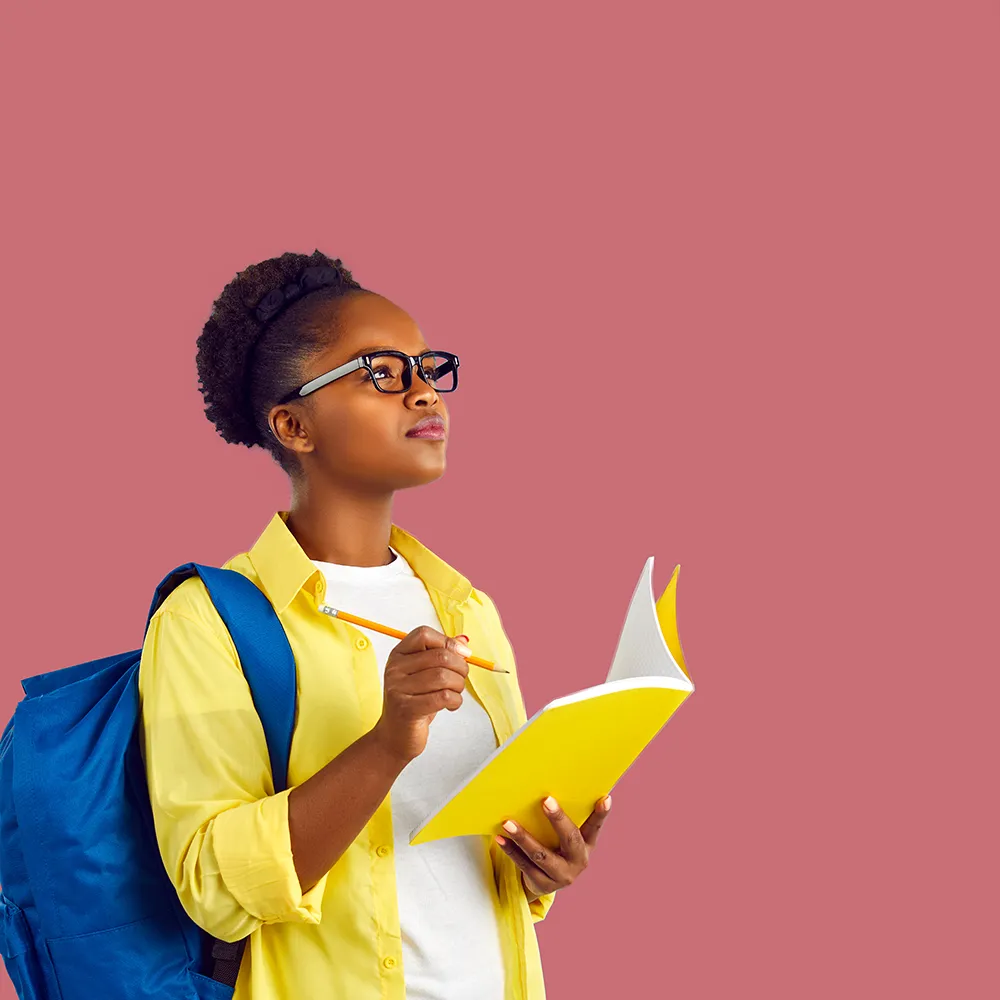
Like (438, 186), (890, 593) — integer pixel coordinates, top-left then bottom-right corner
(0, 563), (298, 1000)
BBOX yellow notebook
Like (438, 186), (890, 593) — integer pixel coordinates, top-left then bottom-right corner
(409, 557), (694, 849)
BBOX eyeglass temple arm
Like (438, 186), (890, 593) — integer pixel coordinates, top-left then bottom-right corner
(295, 357), (365, 398)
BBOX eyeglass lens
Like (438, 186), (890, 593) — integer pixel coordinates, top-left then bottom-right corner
(368, 353), (457, 392)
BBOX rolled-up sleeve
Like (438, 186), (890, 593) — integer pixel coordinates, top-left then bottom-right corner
(139, 607), (328, 942)
(527, 889), (557, 923)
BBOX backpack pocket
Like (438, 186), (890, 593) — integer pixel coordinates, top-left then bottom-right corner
(189, 970), (240, 1000)
(45, 913), (224, 1000)
(0, 893), (45, 1000)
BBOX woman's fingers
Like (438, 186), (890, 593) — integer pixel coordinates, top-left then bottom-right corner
(494, 834), (558, 892)
(406, 690), (464, 715)
(398, 645), (470, 681)
(399, 663), (468, 695)
(537, 797), (593, 864)
(495, 796), (612, 889)
(496, 815), (575, 884)
(577, 795), (612, 849)
(390, 624), (451, 657)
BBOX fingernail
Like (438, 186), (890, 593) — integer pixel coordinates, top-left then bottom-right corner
(495, 835), (506, 846)
(603, 795), (612, 810)
(449, 638), (472, 656)
(503, 820), (517, 834)
(456, 635), (469, 643)
(543, 796), (558, 813)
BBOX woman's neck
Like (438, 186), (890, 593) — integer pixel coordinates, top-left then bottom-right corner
(286, 486), (396, 567)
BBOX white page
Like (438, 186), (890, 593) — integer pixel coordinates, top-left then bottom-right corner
(604, 556), (692, 688)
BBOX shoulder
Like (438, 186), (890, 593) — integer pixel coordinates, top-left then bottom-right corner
(469, 585), (505, 624)
(147, 551), (258, 652)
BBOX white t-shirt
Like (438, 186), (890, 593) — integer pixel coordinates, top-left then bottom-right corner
(312, 545), (506, 1000)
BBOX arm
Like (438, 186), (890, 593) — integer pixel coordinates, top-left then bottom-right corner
(139, 609), (403, 941)
(287, 728), (406, 892)
(292, 623), (477, 890)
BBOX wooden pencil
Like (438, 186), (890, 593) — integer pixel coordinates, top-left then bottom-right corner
(318, 604), (508, 673)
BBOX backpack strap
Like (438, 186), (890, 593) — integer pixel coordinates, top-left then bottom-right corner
(146, 562), (299, 989)
(145, 563), (297, 795)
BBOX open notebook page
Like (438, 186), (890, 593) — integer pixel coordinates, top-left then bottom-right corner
(604, 556), (692, 686)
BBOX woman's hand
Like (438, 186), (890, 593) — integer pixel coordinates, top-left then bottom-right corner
(495, 795), (612, 901)
(371, 627), (471, 764)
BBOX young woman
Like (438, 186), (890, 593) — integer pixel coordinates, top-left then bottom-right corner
(138, 250), (611, 1000)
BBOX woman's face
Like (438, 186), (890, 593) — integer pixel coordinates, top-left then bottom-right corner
(269, 292), (451, 493)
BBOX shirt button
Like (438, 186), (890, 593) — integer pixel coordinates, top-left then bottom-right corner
(376, 845), (390, 858)
(355, 635), (369, 650)
(382, 956), (396, 970)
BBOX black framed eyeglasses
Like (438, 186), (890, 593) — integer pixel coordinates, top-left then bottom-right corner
(275, 350), (460, 405)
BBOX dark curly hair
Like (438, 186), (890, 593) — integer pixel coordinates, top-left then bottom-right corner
(196, 250), (370, 480)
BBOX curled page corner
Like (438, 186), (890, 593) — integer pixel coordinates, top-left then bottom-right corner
(604, 556), (692, 688)
(657, 562), (689, 681)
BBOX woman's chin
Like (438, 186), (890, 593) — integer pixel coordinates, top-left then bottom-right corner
(396, 453), (447, 488)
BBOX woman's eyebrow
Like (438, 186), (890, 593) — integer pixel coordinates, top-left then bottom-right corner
(344, 345), (398, 361)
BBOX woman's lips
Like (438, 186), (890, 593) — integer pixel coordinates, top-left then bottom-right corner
(406, 425), (446, 439)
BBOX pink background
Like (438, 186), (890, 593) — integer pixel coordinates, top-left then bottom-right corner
(1, 1), (996, 996)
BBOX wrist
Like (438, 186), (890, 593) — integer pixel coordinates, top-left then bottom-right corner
(365, 724), (412, 774)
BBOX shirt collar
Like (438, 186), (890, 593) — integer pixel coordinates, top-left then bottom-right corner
(247, 510), (473, 614)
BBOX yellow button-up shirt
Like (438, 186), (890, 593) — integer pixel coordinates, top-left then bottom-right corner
(138, 510), (556, 1000)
